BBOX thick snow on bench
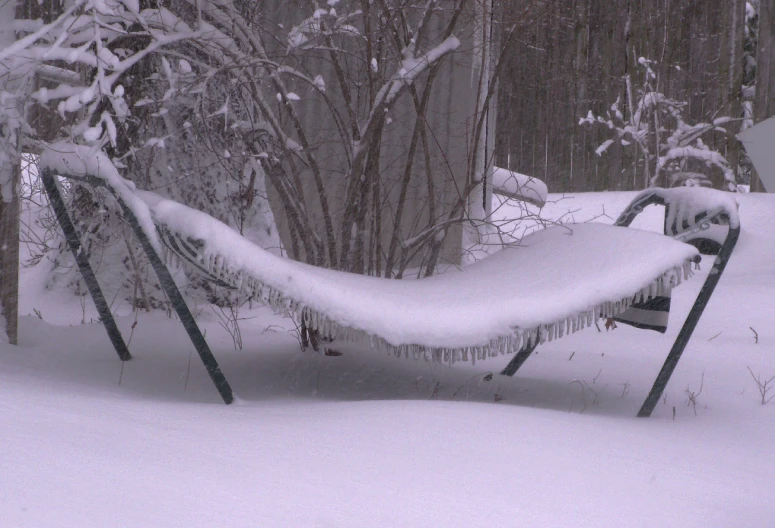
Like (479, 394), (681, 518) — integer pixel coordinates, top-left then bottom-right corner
(38, 142), (702, 363)
(145, 191), (699, 363)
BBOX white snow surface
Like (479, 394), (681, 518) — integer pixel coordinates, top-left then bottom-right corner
(636, 186), (740, 229)
(2, 191), (774, 527)
(143, 190), (697, 351)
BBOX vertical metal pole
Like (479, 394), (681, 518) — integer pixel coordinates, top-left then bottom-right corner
(41, 170), (131, 361)
(637, 226), (740, 417)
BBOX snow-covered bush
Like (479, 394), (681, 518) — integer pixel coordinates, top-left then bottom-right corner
(580, 58), (737, 191)
(1, 0), (283, 308)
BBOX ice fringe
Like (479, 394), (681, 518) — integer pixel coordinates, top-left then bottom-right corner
(156, 225), (693, 367)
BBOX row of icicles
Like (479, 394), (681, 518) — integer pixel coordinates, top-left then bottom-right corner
(157, 226), (693, 366)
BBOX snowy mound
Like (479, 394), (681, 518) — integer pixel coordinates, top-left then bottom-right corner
(490, 167), (548, 207)
(146, 192), (699, 364)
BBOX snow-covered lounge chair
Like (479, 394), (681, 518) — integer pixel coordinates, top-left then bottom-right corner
(39, 144), (740, 417)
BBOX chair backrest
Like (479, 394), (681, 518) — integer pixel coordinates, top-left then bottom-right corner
(615, 187), (739, 256)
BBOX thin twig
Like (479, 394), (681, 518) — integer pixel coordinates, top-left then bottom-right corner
(451, 372), (493, 399)
(747, 366), (775, 404)
(184, 347), (194, 391)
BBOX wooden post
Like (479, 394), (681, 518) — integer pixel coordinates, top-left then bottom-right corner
(0, 157), (20, 345)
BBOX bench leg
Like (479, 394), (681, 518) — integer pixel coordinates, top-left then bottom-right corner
(113, 198), (235, 405)
(638, 226), (740, 417)
(500, 341), (539, 376)
(42, 171), (131, 362)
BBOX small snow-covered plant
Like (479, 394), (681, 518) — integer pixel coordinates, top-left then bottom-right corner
(580, 58), (737, 191)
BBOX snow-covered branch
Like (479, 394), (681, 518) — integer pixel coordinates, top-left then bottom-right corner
(580, 58), (736, 190)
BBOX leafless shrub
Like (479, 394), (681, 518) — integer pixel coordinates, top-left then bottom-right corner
(747, 366), (775, 405)
(212, 300), (254, 350)
(570, 377), (607, 413)
(685, 372), (705, 415)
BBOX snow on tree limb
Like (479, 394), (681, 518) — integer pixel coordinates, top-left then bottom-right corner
(362, 36), (460, 145)
(0, 0), (87, 65)
(595, 139), (615, 156)
(39, 142), (161, 251)
(657, 146), (735, 185)
(581, 58), (736, 189)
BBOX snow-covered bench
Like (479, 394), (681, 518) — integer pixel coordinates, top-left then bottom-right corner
(40, 144), (740, 417)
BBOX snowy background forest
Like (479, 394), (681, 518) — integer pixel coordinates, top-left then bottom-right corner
(1, 0), (774, 525)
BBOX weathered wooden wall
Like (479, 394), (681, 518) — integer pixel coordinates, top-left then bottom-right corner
(258, 0), (493, 271)
(496, 0), (746, 192)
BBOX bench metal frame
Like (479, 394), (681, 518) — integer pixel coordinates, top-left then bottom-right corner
(499, 190), (739, 417)
(41, 169), (234, 404)
(44, 173), (737, 416)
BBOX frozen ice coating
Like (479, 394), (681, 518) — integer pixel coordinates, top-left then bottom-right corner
(141, 190), (699, 362)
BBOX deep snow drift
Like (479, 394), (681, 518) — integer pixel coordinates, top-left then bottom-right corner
(1, 191), (774, 527)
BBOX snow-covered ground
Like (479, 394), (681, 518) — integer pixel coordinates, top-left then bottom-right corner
(2, 191), (774, 527)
